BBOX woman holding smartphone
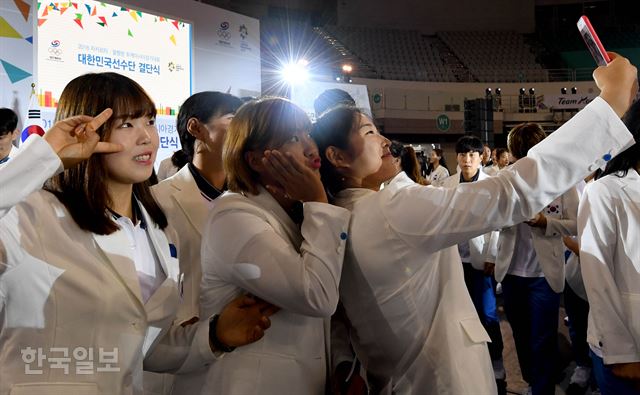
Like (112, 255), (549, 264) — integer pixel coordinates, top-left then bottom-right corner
(310, 55), (637, 394)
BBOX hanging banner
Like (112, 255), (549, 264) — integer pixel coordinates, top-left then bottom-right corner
(540, 94), (597, 110)
(36, 0), (192, 167)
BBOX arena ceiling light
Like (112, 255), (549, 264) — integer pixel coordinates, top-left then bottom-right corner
(281, 59), (310, 85)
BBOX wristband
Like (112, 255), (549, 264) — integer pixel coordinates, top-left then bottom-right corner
(209, 314), (236, 353)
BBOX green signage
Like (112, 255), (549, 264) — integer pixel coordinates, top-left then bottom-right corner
(436, 114), (450, 132)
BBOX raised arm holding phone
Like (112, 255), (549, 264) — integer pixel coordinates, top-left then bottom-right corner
(309, 54), (637, 395)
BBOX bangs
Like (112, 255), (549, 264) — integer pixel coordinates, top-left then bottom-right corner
(110, 82), (156, 121)
(268, 101), (311, 148)
(55, 73), (156, 133)
(249, 98), (311, 150)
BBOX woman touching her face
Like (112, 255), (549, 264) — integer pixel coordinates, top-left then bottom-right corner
(177, 97), (351, 395)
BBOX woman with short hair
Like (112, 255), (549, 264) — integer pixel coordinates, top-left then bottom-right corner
(494, 122), (580, 395)
(182, 97), (351, 395)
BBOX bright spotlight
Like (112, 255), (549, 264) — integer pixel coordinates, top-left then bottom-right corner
(281, 59), (310, 85)
(342, 64), (353, 73)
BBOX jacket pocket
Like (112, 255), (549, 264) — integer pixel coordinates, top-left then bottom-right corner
(460, 317), (491, 344)
(10, 382), (98, 395)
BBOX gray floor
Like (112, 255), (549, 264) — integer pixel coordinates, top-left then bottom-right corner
(499, 304), (597, 395)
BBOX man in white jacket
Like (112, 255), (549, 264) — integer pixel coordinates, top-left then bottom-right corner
(442, 135), (505, 394)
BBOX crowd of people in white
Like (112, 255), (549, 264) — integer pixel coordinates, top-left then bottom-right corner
(0, 53), (638, 395)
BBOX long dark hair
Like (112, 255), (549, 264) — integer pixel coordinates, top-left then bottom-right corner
(400, 145), (427, 185)
(311, 106), (366, 196)
(600, 99), (640, 178)
(171, 91), (243, 168)
(45, 72), (167, 235)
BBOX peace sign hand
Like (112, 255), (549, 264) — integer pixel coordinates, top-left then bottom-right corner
(43, 108), (123, 169)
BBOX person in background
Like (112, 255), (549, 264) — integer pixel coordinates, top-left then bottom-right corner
(400, 145), (428, 185)
(0, 108), (19, 165)
(442, 135), (505, 394)
(425, 147), (449, 186)
(157, 154), (181, 181)
(484, 147), (510, 176)
(482, 144), (493, 167)
(314, 88), (356, 119)
(145, 91), (244, 395)
(579, 99), (640, 395)
(494, 123), (580, 395)
(496, 148), (511, 169)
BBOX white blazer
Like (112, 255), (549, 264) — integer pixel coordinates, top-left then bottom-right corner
(427, 165), (449, 186)
(144, 165), (212, 395)
(579, 169), (640, 365)
(156, 157), (179, 182)
(152, 165), (210, 325)
(494, 187), (579, 292)
(442, 170), (499, 270)
(331, 97), (633, 395)
(0, 136), (214, 395)
(171, 188), (350, 395)
(565, 181), (588, 301)
(483, 164), (500, 176)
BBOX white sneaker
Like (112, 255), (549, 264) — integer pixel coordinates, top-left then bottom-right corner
(569, 365), (591, 387)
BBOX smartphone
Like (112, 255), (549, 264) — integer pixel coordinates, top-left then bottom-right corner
(577, 15), (610, 67)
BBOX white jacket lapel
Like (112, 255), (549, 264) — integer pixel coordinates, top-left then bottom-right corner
(248, 187), (302, 248)
(174, 189), (209, 238)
